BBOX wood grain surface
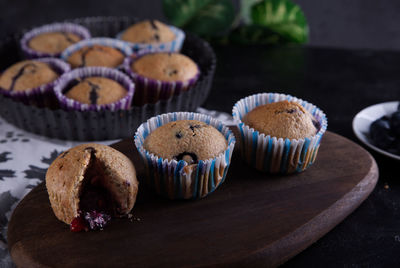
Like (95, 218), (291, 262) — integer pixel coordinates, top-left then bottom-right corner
(7, 131), (378, 267)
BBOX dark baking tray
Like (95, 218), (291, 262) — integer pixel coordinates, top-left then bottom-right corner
(0, 17), (216, 140)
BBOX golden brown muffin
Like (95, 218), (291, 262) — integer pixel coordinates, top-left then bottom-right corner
(144, 120), (227, 164)
(0, 60), (58, 91)
(28, 32), (81, 54)
(65, 77), (127, 105)
(131, 52), (198, 82)
(243, 100), (318, 140)
(121, 19), (175, 44)
(67, 45), (125, 68)
(45, 143), (139, 226)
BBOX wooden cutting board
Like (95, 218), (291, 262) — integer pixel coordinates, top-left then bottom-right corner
(7, 131), (378, 267)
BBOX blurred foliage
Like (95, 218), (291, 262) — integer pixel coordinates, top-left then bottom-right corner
(162, 0), (236, 37)
(163, 0), (309, 45)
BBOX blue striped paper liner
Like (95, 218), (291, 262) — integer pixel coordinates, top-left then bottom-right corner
(232, 92), (328, 174)
(134, 112), (236, 200)
(117, 25), (185, 54)
(60, 37), (133, 68)
(20, 22), (91, 58)
(53, 67), (135, 111)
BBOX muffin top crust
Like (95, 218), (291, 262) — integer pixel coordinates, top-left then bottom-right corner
(144, 120), (227, 164)
(131, 52), (198, 82)
(64, 76), (127, 105)
(0, 60), (58, 91)
(28, 32), (81, 54)
(121, 20), (175, 44)
(243, 100), (319, 140)
(67, 45), (125, 68)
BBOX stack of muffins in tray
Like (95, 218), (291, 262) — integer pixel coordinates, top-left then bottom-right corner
(0, 19), (199, 111)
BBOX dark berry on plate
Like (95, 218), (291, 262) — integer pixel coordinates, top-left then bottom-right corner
(370, 116), (396, 149)
(70, 214), (88, 232)
(84, 210), (111, 230)
(390, 111), (400, 136)
(397, 102), (400, 111)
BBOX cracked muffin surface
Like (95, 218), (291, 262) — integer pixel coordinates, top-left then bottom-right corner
(0, 60), (58, 91)
(29, 31), (81, 54)
(121, 19), (175, 44)
(144, 120), (227, 164)
(131, 52), (198, 82)
(243, 100), (319, 140)
(67, 45), (125, 68)
(64, 76), (127, 105)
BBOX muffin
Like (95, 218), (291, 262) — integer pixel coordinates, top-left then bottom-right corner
(29, 32), (81, 54)
(45, 143), (139, 231)
(120, 20), (176, 44)
(243, 100), (319, 140)
(54, 67), (135, 111)
(232, 93), (327, 174)
(0, 60), (58, 91)
(123, 52), (200, 106)
(61, 38), (132, 68)
(65, 77), (128, 105)
(0, 58), (70, 106)
(144, 120), (227, 164)
(135, 112), (236, 199)
(117, 20), (185, 53)
(20, 23), (91, 58)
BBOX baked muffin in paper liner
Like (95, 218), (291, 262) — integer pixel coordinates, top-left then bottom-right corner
(135, 112), (236, 199)
(20, 22), (91, 58)
(232, 92), (328, 174)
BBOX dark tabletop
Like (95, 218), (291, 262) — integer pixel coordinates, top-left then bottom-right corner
(203, 44), (400, 267)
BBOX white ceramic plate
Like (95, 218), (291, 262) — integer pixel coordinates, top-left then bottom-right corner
(352, 101), (400, 160)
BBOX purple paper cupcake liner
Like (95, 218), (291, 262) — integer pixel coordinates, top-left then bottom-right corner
(0, 58), (70, 107)
(60, 37), (132, 68)
(123, 51), (200, 106)
(117, 24), (185, 54)
(54, 67), (135, 111)
(20, 22), (91, 58)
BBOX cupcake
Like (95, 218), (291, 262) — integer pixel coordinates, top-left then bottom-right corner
(45, 143), (139, 231)
(123, 52), (200, 106)
(232, 93), (327, 174)
(54, 67), (135, 111)
(0, 58), (70, 106)
(117, 20), (185, 53)
(20, 22), (91, 58)
(60, 38), (132, 68)
(135, 112), (236, 200)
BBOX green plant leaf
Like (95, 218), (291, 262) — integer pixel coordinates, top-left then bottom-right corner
(240, 0), (262, 24)
(163, 0), (236, 37)
(251, 0), (308, 43)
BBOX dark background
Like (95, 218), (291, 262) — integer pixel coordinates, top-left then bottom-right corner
(2, 0), (400, 267)
(2, 0), (400, 50)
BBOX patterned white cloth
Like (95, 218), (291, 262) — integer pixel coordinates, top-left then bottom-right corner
(0, 108), (233, 267)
